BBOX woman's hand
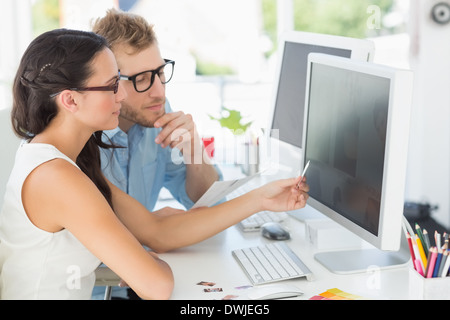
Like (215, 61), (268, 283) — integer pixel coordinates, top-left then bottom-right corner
(258, 176), (309, 213)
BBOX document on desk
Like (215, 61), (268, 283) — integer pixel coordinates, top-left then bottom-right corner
(192, 171), (262, 208)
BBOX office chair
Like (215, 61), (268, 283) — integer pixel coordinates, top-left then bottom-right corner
(94, 266), (121, 300)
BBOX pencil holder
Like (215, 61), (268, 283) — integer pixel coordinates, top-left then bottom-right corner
(409, 268), (450, 299)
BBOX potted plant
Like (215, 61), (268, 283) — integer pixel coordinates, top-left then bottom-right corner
(209, 107), (258, 174)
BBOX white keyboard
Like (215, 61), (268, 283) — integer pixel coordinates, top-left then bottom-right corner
(232, 242), (313, 285)
(239, 211), (288, 231)
(228, 184), (288, 231)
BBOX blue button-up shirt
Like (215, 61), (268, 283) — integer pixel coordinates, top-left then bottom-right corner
(100, 102), (222, 211)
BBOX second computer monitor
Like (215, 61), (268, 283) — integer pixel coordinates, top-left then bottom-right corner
(267, 31), (375, 174)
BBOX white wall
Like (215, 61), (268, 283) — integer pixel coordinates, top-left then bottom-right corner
(0, 0), (31, 205)
(0, 0), (32, 110)
(60, 0), (117, 30)
(407, 0), (450, 228)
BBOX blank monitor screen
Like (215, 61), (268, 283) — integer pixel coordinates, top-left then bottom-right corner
(302, 53), (413, 255)
(270, 42), (352, 148)
(304, 62), (390, 236)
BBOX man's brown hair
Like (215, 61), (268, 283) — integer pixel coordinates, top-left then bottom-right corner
(92, 8), (157, 54)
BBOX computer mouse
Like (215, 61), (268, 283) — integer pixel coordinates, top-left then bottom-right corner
(261, 222), (291, 240)
(246, 284), (303, 300)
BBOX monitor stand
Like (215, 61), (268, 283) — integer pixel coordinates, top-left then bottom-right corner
(289, 208), (325, 221)
(291, 205), (411, 274)
(314, 235), (411, 274)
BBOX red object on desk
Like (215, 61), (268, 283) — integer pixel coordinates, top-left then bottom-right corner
(202, 137), (215, 158)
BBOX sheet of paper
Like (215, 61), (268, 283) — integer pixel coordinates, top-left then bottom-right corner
(192, 172), (261, 208)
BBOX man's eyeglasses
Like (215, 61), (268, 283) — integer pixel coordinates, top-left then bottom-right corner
(120, 59), (175, 93)
(49, 71), (121, 98)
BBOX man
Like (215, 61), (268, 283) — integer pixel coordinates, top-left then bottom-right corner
(93, 9), (222, 212)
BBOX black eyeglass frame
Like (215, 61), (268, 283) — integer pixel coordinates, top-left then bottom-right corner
(119, 59), (175, 93)
(49, 71), (121, 98)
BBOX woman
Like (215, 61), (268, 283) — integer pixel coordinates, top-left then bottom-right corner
(0, 29), (309, 300)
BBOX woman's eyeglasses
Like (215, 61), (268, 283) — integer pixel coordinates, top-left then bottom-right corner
(49, 71), (121, 98)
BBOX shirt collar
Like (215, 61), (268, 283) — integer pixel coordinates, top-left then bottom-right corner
(103, 123), (146, 138)
(103, 126), (123, 140)
(102, 124), (147, 149)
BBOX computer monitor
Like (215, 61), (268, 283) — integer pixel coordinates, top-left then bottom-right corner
(300, 53), (413, 273)
(265, 31), (375, 176)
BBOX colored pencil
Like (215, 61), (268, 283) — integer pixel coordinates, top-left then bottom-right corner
(435, 231), (441, 249)
(433, 249), (443, 278)
(412, 237), (424, 272)
(426, 248), (438, 278)
(423, 229), (431, 256)
(438, 250), (448, 277)
(441, 251), (450, 277)
(416, 224), (427, 255)
(406, 233), (416, 264)
(416, 235), (428, 270)
(424, 247), (432, 276)
(414, 259), (424, 277)
(443, 233), (448, 250)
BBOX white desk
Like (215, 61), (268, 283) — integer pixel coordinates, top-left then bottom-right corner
(159, 207), (412, 300)
(152, 165), (413, 300)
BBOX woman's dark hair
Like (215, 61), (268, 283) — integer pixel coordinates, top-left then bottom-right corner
(12, 28), (115, 208)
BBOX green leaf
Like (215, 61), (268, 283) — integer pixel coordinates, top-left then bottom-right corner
(209, 107), (252, 135)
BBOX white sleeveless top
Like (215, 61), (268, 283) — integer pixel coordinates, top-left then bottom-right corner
(0, 143), (101, 300)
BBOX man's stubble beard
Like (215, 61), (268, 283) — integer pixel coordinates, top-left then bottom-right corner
(119, 101), (166, 129)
